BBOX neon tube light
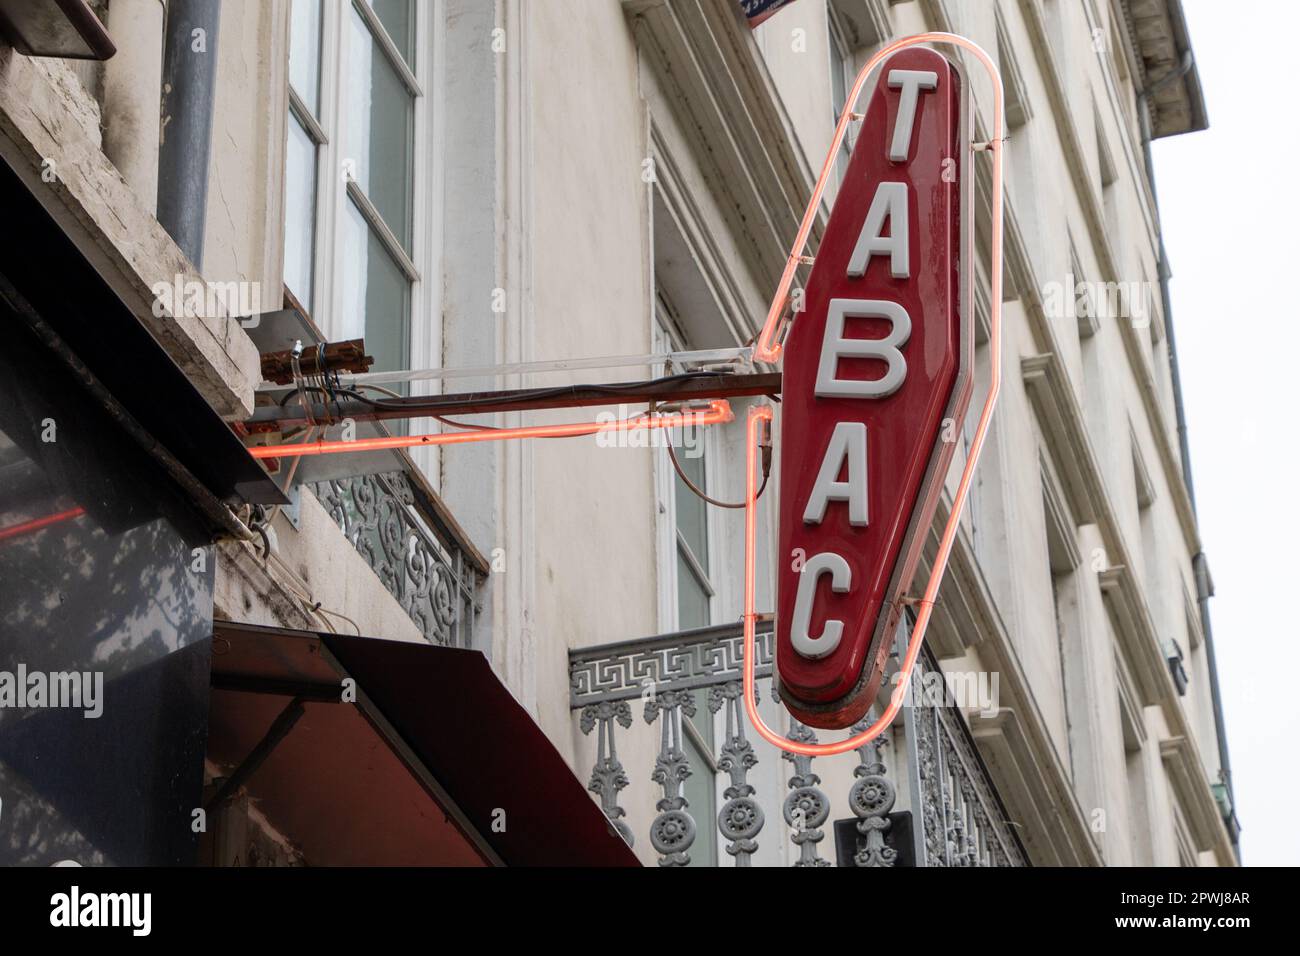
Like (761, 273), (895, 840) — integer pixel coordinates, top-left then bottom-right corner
(744, 32), (1004, 756)
(248, 400), (734, 460)
(0, 506), (86, 543)
(754, 31), (1001, 367)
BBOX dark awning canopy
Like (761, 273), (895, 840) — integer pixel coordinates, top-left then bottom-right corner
(208, 621), (639, 867)
(0, 155), (287, 524)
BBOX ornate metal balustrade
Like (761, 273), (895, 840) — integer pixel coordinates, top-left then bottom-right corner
(310, 468), (483, 647)
(570, 621), (776, 866)
(569, 620), (1028, 867)
(903, 641), (1029, 867)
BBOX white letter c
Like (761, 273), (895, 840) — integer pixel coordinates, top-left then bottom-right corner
(791, 552), (852, 659)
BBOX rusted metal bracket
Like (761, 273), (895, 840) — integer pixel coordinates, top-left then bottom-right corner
(260, 338), (374, 385)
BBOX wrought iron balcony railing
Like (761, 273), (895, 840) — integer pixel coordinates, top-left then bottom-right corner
(569, 619), (1028, 867)
(902, 641), (1030, 867)
(310, 461), (485, 648)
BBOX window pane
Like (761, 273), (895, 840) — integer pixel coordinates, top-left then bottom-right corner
(829, 24), (847, 113)
(828, 21), (853, 175)
(366, 0), (414, 68)
(341, 201), (410, 375)
(676, 549), (709, 631)
(289, 0), (322, 116)
(284, 117), (317, 311)
(347, 6), (414, 250)
(686, 689), (714, 750)
(673, 440), (708, 564)
(682, 735), (717, 866)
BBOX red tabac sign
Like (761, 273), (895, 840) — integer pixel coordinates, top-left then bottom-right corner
(775, 48), (972, 729)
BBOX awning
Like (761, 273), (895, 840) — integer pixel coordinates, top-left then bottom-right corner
(208, 621), (640, 866)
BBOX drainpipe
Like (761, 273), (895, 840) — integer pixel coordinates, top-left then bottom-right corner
(1138, 52), (1240, 860)
(156, 0), (221, 268)
(101, 0), (167, 213)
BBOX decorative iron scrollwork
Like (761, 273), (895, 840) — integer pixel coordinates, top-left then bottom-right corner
(782, 721), (831, 867)
(849, 720), (897, 867)
(568, 621), (776, 706)
(311, 470), (480, 647)
(645, 689), (698, 866)
(906, 644), (1029, 867)
(711, 681), (763, 865)
(567, 622), (1028, 867)
(580, 700), (634, 847)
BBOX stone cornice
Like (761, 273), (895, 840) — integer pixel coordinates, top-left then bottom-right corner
(918, 495), (1104, 865)
(1160, 735), (1236, 864)
(622, 0), (821, 331)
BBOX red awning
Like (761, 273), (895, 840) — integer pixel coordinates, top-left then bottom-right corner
(208, 621), (639, 866)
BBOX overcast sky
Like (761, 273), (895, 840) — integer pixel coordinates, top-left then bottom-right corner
(1150, 1), (1299, 866)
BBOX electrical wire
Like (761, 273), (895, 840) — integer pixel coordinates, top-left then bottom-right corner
(252, 373), (757, 625)
(267, 372), (771, 445)
(239, 533), (362, 636)
(668, 439), (769, 508)
(348, 382), (678, 438)
(352, 384), (503, 433)
(278, 426), (315, 489)
(337, 370), (729, 414)
(652, 394), (771, 509)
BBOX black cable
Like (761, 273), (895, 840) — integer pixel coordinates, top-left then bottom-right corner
(667, 440), (769, 508)
(276, 371), (731, 415)
(341, 371), (726, 413)
(276, 384), (623, 438)
(665, 439), (764, 509)
(271, 374), (765, 451)
(294, 373), (736, 438)
(274, 372), (776, 507)
(654, 395), (772, 509)
(431, 413), (501, 432)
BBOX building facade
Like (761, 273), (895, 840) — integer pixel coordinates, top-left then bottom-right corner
(0, 0), (1237, 866)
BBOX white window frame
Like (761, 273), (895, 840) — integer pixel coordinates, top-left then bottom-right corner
(652, 305), (724, 638)
(652, 301), (724, 868)
(285, 0), (446, 479)
(827, 3), (855, 187)
(646, 124), (765, 865)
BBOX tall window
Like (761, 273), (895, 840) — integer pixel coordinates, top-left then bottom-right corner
(285, 0), (428, 383)
(285, 0), (323, 312)
(653, 306), (720, 867)
(648, 137), (756, 864)
(827, 5), (854, 184)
